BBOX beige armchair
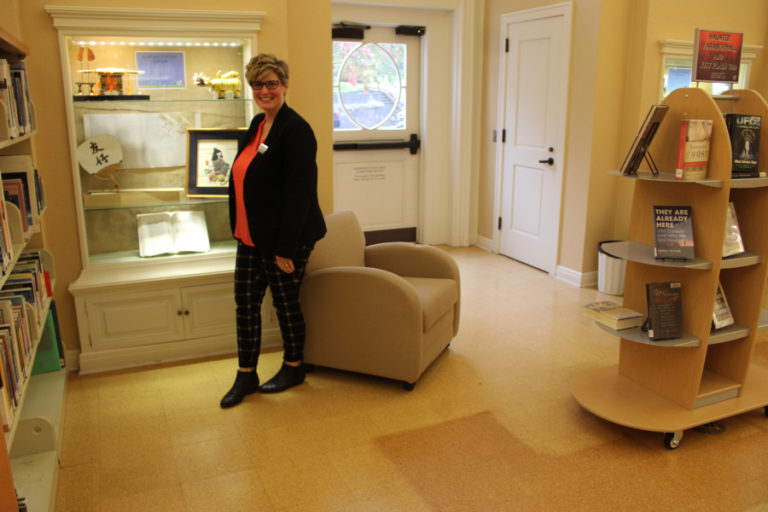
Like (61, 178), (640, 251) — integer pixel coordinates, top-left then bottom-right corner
(301, 210), (460, 389)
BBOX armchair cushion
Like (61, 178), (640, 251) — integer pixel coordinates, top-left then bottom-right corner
(401, 277), (457, 331)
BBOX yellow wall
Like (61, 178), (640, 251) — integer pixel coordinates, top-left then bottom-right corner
(11, 0), (331, 353)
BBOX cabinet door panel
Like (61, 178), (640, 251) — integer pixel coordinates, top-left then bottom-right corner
(181, 282), (236, 338)
(85, 289), (185, 349)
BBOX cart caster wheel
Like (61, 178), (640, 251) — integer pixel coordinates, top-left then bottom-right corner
(764, 406), (768, 418)
(664, 431), (683, 450)
(402, 382), (415, 391)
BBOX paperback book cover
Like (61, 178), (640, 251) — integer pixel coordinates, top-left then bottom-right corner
(583, 301), (644, 330)
(712, 281), (735, 330)
(722, 202), (745, 258)
(725, 113), (761, 178)
(675, 119), (712, 180)
(645, 281), (683, 340)
(653, 205), (694, 260)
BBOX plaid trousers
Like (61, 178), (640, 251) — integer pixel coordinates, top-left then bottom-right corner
(234, 242), (313, 368)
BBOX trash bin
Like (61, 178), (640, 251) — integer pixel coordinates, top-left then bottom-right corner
(597, 240), (626, 295)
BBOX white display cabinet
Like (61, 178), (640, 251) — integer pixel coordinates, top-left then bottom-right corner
(47, 7), (282, 373)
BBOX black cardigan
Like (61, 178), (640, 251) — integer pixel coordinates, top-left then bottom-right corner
(228, 104), (326, 259)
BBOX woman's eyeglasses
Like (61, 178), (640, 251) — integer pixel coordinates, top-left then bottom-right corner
(250, 80), (281, 90)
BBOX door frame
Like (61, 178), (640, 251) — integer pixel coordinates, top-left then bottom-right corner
(492, 2), (572, 273)
(332, 0), (481, 246)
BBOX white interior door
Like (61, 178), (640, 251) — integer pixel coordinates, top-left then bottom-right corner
(497, 5), (571, 273)
(332, 25), (421, 240)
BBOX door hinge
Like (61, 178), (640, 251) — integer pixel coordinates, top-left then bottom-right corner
(502, 129), (506, 143)
(498, 216), (502, 230)
(505, 38), (509, 52)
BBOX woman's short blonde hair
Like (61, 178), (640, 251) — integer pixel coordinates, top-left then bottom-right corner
(245, 54), (289, 86)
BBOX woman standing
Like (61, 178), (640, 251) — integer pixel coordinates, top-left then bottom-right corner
(221, 54), (326, 408)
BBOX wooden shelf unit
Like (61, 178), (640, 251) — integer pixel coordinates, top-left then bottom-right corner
(572, 88), (768, 447)
(0, 27), (64, 512)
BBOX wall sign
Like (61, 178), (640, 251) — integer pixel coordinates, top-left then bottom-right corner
(692, 29), (743, 83)
(136, 51), (186, 89)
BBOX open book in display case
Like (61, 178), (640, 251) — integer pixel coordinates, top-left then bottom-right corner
(571, 88), (768, 449)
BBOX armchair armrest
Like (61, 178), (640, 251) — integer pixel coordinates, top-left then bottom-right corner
(365, 243), (461, 336)
(301, 266), (421, 328)
(365, 243), (460, 281)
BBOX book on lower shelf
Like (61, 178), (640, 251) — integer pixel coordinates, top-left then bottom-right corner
(675, 119), (712, 180)
(583, 301), (644, 330)
(645, 281), (683, 340)
(0, 295), (32, 432)
(137, 210), (210, 257)
(2, 178), (28, 233)
(0, 154), (44, 224)
(725, 113), (761, 178)
(722, 201), (745, 258)
(712, 281), (735, 330)
(653, 205), (694, 260)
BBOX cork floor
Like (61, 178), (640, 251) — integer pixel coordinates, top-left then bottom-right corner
(56, 246), (768, 511)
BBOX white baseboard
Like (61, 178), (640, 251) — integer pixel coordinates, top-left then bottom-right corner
(78, 329), (282, 375)
(472, 234), (495, 252)
(555, 265), (597, 288)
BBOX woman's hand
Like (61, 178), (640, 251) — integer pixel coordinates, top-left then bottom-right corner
(275, 255), (294, 273)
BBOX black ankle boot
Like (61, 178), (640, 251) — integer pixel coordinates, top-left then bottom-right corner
(259, 363), (306, 393)
(220, 371), (259, 408)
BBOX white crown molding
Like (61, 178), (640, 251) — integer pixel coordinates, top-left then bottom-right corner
(45, 6), (265, 34)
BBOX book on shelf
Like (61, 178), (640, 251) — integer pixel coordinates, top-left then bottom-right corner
(0, 336), (18, 431)
(619, 104), (669, 176)
(0, 58), (18, 140)
(0, 154), (43, 223)
(137, 210), (210, 257)
(48, 300), (65, 368)
(712, 281), (735, 330)
(675, 119), (712, 180)
(0, 295), (30, 432)
(1, 172), (33, 228)
(645, 281), (683, 340)
(2, 178), (28, 232)
(0, 197), (11, 277)
(652, 205), (694, 260)
(583, 301), (644, 330)
(8, 60), (33, 135)
(18, 250), (52, 298)
(724, 113), (761, 178)
(722, 201), (745, 258)
(0, 59), (18, 139)
(31, 309), (62, 375)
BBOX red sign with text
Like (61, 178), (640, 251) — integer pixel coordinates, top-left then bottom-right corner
(692, 29), (743, 83)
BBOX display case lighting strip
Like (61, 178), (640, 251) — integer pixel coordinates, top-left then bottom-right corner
(72, 40), (241, 48)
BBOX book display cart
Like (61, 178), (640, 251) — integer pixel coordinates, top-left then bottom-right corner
(46, 7), (282, 374)
(0, 26), (64, 512)
(572, 88), (768, 449)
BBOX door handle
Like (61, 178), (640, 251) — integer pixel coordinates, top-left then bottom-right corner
(538, 157), (554, 165)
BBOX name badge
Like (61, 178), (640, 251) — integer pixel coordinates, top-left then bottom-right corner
(258, 143), (269, 154)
